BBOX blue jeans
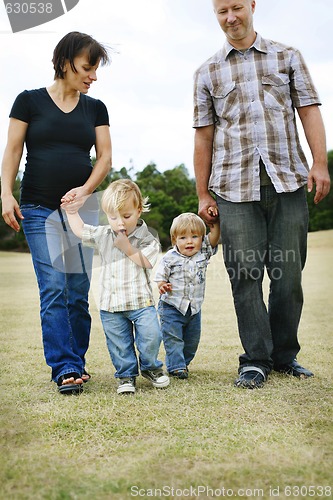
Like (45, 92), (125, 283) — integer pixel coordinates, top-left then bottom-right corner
(158, 300), (201, 373)
(216, 186), (308, 375)
(21, 204), (97, 382)
(100, 306), (163, 378)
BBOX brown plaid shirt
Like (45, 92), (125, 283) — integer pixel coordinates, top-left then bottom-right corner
(193, 33), (321, 202)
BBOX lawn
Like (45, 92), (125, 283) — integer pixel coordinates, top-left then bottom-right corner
(0, 230), (332, 500)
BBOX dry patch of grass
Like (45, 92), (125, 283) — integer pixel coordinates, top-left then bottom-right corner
(0, 231), (332, 499)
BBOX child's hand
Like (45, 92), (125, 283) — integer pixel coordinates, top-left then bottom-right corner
(61, 199), (78, 214)
(114, 230), (130, 252)
(208, 206), (219, 217)
(159, 282), (172, 295)
(60, 188), (90, 213)
(60, 195), (81, 215)
(61, 200), (70, 211)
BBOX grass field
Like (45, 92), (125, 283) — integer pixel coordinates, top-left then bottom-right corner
(0, 230), (332, 500)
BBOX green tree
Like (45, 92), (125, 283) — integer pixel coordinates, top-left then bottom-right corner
(135, 162), (164, 192)
(94, 156), (133, 192)
(136, 163), (198, 249)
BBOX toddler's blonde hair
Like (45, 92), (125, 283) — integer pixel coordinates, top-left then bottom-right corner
(170, 213), (206, 245)
(101, 179), (150, 214)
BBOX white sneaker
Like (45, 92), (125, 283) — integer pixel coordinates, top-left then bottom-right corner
(141, 370), (170, 388)
(117, 377), (136, 394)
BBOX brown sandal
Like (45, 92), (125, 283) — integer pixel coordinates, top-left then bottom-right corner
(82, 369), (91, 383)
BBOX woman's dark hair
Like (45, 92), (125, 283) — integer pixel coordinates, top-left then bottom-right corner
(52, 31), (110, 79)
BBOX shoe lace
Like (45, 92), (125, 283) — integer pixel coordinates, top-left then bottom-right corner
(119, 378), (134, 385)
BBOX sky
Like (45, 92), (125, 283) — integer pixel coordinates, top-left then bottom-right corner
(0, 0), (332, 179)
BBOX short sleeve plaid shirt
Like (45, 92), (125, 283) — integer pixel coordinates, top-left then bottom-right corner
(82, 219), (160, 312)
(193, 34), (321, 202)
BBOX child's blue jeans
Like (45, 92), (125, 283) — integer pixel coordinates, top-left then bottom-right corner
(158, 300), (201, 373)
(100, 306), (163, 378)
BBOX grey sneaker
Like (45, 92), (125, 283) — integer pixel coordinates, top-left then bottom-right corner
(141, 369), (170, 388)
(117, 377), (136, 394)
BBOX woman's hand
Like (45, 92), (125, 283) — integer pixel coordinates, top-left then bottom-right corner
(60, 186), (90, 212)
(1, 193), (24, 232)
(1, 118), (28, 232)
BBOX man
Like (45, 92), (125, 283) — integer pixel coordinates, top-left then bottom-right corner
(193, 0), (330, 388)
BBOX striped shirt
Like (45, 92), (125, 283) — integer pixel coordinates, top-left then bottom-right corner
(154, 235), (217, 316)
(193, 33), (321, 202)
(82, 219), (160, 312)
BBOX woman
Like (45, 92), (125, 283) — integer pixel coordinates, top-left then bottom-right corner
(1, 32), (112, 395)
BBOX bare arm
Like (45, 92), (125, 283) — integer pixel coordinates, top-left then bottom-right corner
(208, 220), (220, 248)
(1, 118), (28, 232)
(60, 125), (112, 209)
(194, 125), (218, 226)
(114, 232), (152, 269)
(297, 105), (330, 204)
(65, 212), (85, 239)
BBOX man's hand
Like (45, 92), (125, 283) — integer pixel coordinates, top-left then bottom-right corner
(198, 194), (219, 227)
(307, 163), (331, 204)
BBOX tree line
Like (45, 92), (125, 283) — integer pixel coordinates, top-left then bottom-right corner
(1, 151), (332, 251)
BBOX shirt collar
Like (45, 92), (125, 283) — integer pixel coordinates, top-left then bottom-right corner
(128, 218), (155, 240)
(222, 32), (268, 60)
(173, 245), (186, 257)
